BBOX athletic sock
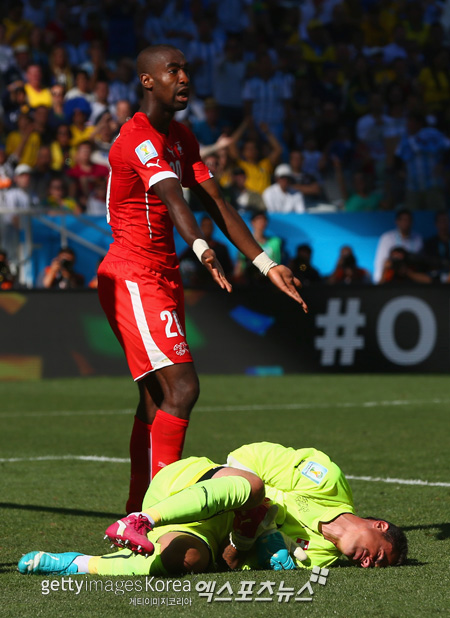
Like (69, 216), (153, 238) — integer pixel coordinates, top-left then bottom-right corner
(150, 409), (189, 477)
(73, 555), (92, 573)
(88, 548), (167, 576)
(126, 416), (152, 514)
(144, 476), (252, 525)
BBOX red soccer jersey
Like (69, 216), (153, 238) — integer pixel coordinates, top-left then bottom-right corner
(106, 112), (212, 272)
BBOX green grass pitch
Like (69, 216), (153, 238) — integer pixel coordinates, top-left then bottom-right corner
(0, 374), (449, 617)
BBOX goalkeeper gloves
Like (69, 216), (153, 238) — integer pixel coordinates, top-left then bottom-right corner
(256, 531), (308, 571)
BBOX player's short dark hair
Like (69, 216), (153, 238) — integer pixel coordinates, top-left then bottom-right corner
(366, 517), (408, 566)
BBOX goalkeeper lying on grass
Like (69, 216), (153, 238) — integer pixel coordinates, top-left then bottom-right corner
(18, 442), (407, 576)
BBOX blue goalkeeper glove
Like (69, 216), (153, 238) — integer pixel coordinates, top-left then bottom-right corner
(256, 531), (297, 571)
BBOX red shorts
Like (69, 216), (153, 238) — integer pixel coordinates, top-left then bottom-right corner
(97, 254), (193, 381)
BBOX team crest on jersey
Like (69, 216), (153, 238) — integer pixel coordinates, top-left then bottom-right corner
(175, 141), (183, 156)
(174, 342), (189, 356)
(135, 139), (158, 164)
(301, 461), (328, 485)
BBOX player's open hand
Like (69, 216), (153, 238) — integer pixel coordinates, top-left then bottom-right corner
(202, 249), (233, 292)
(267, 265), (308, 313)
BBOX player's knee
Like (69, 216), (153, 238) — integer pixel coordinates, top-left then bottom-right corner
(168, 375), (199, 411)
(160, 534), (209, 575)
(245, 474), (265, 508)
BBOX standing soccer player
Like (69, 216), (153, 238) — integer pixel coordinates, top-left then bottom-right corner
(97, 45), (307, 513)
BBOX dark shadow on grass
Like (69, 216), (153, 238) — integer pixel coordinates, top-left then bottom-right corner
(333, 557), (427, 568)
(403, 522), (450, 540)
(0, 563), (19, 574)
(0, 502), (122, 519)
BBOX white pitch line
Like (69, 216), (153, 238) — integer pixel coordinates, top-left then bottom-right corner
(1, 397), (450, 418)
(0, 455), (448, 487)
(346, 475), (450, 488)
(0, 455), (128, 463)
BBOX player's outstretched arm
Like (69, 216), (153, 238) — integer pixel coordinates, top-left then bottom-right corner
(191, 178), (308, 312)
(153, 177), (232, 292)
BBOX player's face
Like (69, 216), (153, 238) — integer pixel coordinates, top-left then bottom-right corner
(146, 50), (190, 111)
(339, 522), (397, 568)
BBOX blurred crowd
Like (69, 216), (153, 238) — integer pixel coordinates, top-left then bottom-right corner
(1, 0), (450, 289)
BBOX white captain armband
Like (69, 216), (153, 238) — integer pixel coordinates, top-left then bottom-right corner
(252, 251), (278, 276)
(192, 238), (210, 262)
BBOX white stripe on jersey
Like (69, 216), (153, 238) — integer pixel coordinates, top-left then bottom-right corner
(125, 280), (173, 374)
(105, 171), (112, 223)
(145, 191), (152, 239)
(148, 170), (178, 188)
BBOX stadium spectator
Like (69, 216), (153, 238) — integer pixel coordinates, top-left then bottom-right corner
(80, 40), (114, 84)
(31, 105), (52, 144)
(212, 36), (246, 128)
(50, 124), (73, 171)
(5, 111), (41, 168)
(23, 64), (52, 109)
(356, 92), (393, 181)
(42, 176), (79, 213)
(0, 145), (14, 190)
(373, 208), (424, 283)
(85, 177), (107, 216)
(96, 45), (306, 515)
(48, 84), (66, 129)
(65, 70), (95, 104)
(108, 57), (139, 107)
(66, 141), (109, 210)
(89, 81), (112, 125)
(334, 157), (384, 212)
(18, 441), (408, 576)
(187, 17), (224, 100)
(2, 2), (33, 51)
(28, 145), (52, 200)
(379, 247), (432, 285)
(422, 210), (450, 283)
(263, 164), (306, 214)
(242, 53), (293, 142)
(0, 23), (15, 77)
(0, 248), (15, 290)
(2, 163), (37, 276)
(328, 246), (371, 285)
(62, 21), (89, 68)
(222, 167), (266, 216)
(179, 216), (233, 289)
(38, 247), (85, 289)
(29, 26), (47, 68)
(91, 112), (115, 168)
(228, 121), (282, 195)
(112, 99), (133, 130)
(289, 149), (322, 208)
(288, 243), (322, 286)
(234, 211), (284, 285)
(394, 113), (450, 211)
(68, 106), (95, 148)
(192, 98), (228, 147)
(48, 45), (74, 91)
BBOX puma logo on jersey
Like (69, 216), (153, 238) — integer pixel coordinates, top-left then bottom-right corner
(146, 159), (161, 168)
(166, 147), (176, 157)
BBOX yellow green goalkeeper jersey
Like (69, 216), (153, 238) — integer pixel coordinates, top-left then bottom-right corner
(227, 442), (355, 568)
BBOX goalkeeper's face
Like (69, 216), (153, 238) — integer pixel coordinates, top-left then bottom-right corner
(338, 520), (397, 568)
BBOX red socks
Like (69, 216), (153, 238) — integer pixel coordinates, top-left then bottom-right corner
(126, 410), (189, 514)
(126, 416), (151, 514)
(150, 409), (189, 476)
